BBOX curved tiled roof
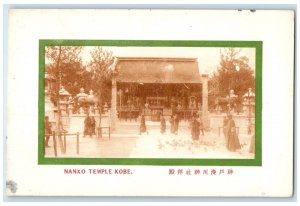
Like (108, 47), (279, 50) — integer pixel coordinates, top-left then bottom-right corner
(116, 57), (201, 84)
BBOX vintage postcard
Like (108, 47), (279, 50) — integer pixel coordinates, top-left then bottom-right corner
(40, 42), (261, 166)
(6, 9), (294, 197)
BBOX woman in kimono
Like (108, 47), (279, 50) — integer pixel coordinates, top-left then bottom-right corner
(160, 115), (166, 134)
(140, 115), (147, 135)
(190, 116), (200, 140)
(174, 114), (180, 135)
(170, 115), (175, 134)
(90, 116), (96, 136)
(83, 114), (92, 138)
(226, 114), (241, 152)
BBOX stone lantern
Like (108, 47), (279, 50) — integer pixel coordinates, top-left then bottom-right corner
(59, 86), (71, 115)
(44, 72), (56, 121)
(243, 88), (255, 134)
(243, 88), (255, 115)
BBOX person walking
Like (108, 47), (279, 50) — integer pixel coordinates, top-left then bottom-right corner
(140, 115), (147, 135)
(83, 114), (92, 138)
(160, 114), (166, 134)
(226, 114), (241, 152)
(44, 116), (52, 147)
(190, 116), (200, 140)
(90, 116), (96, 136)
(170, 115), (175, 134)
(174, 113), (180, 135)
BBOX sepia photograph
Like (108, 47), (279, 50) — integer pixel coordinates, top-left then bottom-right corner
(42, 42), (259, 162)
(6, 9), (294, 197)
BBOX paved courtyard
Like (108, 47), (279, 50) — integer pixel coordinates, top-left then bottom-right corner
(45, 127), (254, 159)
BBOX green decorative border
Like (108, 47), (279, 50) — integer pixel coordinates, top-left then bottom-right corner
(38, 40), (262, 166)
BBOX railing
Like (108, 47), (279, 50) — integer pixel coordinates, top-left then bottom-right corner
(45, 131), (80, 157)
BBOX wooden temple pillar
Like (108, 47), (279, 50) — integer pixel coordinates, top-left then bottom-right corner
(110, 72), (118, 132)
(201, 74), (210, 129)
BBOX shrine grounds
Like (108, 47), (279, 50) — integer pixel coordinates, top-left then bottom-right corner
(45, 126), (254, 159)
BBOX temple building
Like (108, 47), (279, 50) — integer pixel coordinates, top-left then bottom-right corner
(110, 57), (209, 130)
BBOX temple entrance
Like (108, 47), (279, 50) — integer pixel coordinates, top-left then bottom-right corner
(110, 57), (209, 131)
(116, 82), (202, 121)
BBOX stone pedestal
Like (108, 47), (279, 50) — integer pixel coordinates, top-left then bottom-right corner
(67, 114), (110, 134)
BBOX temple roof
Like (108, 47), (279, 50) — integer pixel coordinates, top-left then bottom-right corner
(116, 57), (201, 84)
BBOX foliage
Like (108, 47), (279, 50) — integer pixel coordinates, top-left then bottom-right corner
(89, 47), (117, 105)
(45, 46), (84, 105)
(210, 48), (255, 99)
(46, 62), (92, 95)
(46, 46), (82, 65)
(45, 46), (116, 108)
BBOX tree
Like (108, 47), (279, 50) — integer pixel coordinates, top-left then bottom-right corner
(89, 46), (117, 127)
(210, 48), (255, 96)
(46, 62), (92, 105)
(209, 48), (255, 112)
(46, 46), (83, 104)
(216, 48), (255, 97)
(45, 46), (83, 138)
(208, 76), (220, 111)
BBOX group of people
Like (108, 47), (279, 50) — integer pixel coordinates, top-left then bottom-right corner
(223, 114), (241, 152)
(139, 113), (204, 139)
(83, 114), (96, 138)
(139, 112), (242, 153)
(140, 113), (180, 135)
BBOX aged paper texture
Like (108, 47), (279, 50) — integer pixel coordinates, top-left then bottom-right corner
(6, 9), (294, 196)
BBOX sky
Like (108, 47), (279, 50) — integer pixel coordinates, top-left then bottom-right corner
(80, 46), (256, 76)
